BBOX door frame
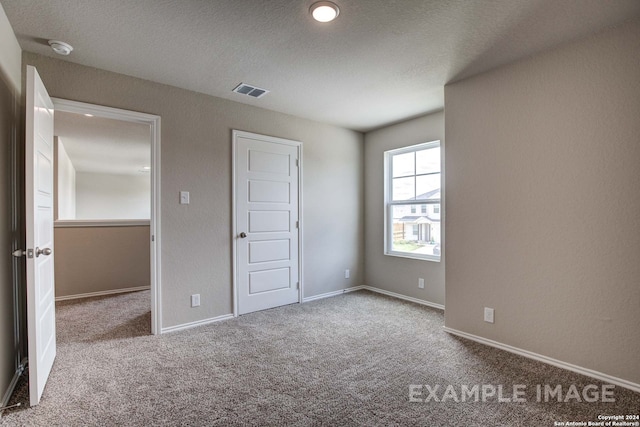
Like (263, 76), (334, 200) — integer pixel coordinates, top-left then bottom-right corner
(231, 130), (303, 317)
(52, 98), (162, 334)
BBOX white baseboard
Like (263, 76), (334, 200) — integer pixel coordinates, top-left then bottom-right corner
(362, 286), (445, 311)
(161, 314), (235, 334)
(443, 326), (640, 394)
(302, 286), (365, 302)
(55, 286), (151, 301)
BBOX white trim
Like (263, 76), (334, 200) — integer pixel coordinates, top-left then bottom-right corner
(1, 367), (22, 410)
(54, 286), (150, 302)
(150, 116), (162, 335)
(51, 98), (162, 335)
(232, 132), (238, 317)
(50, 98), (160, 123)
(54, 219), (150, 228)
(231, 130), (303, 317)
(298, 144), (304, 306)
(443, 327), (640, 394)
(384, 251), (441, 263)
(302, 286), (365, 302)
(384, 140), (442, 262)
(362, 285), (445, 311)
(161, 314), (234, 334)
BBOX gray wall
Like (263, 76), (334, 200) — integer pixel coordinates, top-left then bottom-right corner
(23, 52), (364, 329)
(364, 112), (445, 306)
(444, 18), (640, 384)
(0, 2), (21, 405)
(54, 225), (150, 298)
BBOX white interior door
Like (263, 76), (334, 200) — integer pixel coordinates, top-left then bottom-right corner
(25, 65), (56, 406)
(234, 131), (300, 315)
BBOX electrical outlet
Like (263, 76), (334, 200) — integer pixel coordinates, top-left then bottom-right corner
(180, 191), (190, 205)
(191, 294), (200, 307)
(484, 307), (494, 323)
(345, 269), (350, 279)
(418, 278), (425, 289)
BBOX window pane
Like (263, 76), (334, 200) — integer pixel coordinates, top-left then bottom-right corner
(392, 152), (414, 177)
(392, 177), (414, 201)
(390, 204), (441, 257)
(416, 173), (440, 200)
(416, 147), (440, 174)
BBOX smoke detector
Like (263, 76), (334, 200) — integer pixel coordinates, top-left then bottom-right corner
(48, 40), (73, 56)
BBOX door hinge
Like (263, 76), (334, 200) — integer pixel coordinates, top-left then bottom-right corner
(296, 159), (299, 167)
(295, 221), (299, 229)
(296, 282), (300, 290)
(151, 235), (155, 242)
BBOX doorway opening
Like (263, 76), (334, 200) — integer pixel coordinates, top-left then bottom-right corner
(52, 99), (161, 334)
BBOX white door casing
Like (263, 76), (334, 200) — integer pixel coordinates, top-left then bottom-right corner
(233, 131), (302, 315)
(25, 65), (56, 406)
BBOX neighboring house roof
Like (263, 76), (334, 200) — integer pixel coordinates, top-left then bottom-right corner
(415, 188), (440, 200)
(398, 215), (440, 224)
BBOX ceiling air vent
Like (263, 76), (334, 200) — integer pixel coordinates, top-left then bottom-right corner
(233, 83), (269, 99)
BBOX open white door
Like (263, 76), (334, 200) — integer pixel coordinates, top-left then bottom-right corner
(25, 65), (56, 406)
(233, 131), (301, 315)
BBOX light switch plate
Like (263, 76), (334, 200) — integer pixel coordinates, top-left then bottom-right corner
(180, 191), (190, 205)
(484, 307), (494, 323)
(191, 294), (200, 307)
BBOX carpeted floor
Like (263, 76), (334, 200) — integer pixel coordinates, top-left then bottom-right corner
(1, 290), (638, 426)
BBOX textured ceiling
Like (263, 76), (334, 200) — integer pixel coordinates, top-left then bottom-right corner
(55, 111), (150, 176)
(4, 0), (640, 131)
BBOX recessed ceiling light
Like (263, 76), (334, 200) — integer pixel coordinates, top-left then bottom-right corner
(48, 40), (73, 56)
(84, 113), (94, 117)
(310, 1), (340, 23)
(143, 166), (151, 170)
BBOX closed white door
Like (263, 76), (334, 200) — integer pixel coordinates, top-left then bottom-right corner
(234, 131), (300, 315)
(25, 66), (56, 406)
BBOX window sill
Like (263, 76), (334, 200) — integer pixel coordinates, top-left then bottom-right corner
(384, 251), (441, 262)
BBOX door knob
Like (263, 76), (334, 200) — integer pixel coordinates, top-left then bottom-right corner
(35, 247), (52, 257)
(239, 232), (247, 238)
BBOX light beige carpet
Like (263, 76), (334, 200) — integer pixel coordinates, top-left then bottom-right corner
(1, 290), (638, 426)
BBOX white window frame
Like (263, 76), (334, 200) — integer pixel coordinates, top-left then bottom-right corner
(384, 140), (441, 262)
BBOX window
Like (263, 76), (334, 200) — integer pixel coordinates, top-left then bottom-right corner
(384, 141), (441, 261)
